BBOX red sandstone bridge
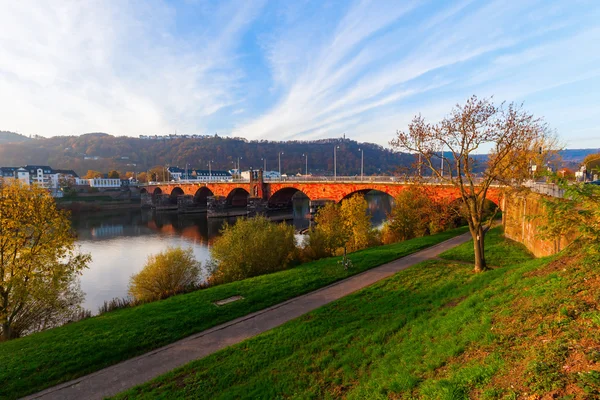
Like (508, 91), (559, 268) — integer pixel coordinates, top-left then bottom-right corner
(142, 172), (502, 218)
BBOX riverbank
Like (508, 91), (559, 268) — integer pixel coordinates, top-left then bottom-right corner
(114, 229), (600, 399)
(110, 227), (585, 399)
(0, 227), (467, 399)
(56, 198), (141, 212)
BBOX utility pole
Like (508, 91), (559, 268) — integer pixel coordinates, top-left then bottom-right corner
(302, 153), (308, 176)
(334, 145), (340, 180)
(359, 148), (363, 181)
(278, 152), (284, 181)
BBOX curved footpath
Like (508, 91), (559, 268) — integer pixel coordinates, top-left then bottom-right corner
(24, 232), (472, 400)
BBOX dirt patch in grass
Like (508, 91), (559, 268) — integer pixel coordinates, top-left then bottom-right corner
(523, 255), (578, 278)
(442, 296), (467, 309)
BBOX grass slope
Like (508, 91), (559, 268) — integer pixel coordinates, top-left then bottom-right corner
(115, 228), (600, 399)
(0, 227), (467, 400)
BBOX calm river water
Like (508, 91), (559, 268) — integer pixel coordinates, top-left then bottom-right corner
(72, 191), (393, 313)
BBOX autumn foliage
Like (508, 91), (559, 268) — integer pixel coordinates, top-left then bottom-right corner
(303, 194), (376, 259)
(209, 216), (296, 284)
(128, 247), (201, 302)
(0, 179), (90, 340)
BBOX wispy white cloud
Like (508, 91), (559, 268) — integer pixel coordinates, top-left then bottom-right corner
(0, 0), (599, 148)
(0, 0), (264, 136)
(232, 0), (600, 146)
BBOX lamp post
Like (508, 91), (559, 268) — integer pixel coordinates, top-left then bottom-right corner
(185, 162), (189, 182)
(358, 148), (363, 181)
(302, 153), (308, 176)
(208, 160), (213, 180)
(278, 152), (284, 181)
(334, 145), (340, 180)
(237, 157), (242, 174)
(261, 157), (266, 172)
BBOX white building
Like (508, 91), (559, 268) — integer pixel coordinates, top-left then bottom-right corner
(89, 178), (121, 188)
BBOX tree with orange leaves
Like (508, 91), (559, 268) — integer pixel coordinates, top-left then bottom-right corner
(391, 96), (556, 272)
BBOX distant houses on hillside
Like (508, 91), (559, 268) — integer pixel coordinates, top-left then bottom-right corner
(139, 134), (212, 140)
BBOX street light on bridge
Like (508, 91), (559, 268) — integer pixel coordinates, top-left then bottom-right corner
(278, 152), (284, 181)
(358, 148), (363, 181)
(261, 157), (266, 172)
(334, 145), (340, 180)
(302, 153), (308, 176)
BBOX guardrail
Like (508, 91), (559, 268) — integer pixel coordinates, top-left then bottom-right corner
(142, 176), (461, 185)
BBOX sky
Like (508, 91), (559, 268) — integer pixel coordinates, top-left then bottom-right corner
(1, 0), (599, 148)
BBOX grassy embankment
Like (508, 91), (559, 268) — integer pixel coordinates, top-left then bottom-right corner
(115, 228), (600, 399)
(0, 226), (468, 399)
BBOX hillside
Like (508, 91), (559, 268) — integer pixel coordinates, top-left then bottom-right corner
(113, 230), (600, 399)
(0, 133), (413, 176)
(0, 131), (31, 145)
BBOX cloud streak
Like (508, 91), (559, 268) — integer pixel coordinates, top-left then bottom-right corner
(1, 0), (599, 147)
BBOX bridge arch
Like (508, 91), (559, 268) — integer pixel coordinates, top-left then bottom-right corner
(170, 187), (185, 204)
(140, 188), (147, 194)
(268, 187), (310, 208)
(339, 188), (396, 203)
(226, 188), (250, 207)
(194, 187), (214, 205)
(151, 187), (163, 199)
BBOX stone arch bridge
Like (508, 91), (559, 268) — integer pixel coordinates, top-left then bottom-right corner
(142, 172), (502, 218)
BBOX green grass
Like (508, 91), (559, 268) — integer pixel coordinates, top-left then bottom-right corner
(113, 227), (537, 399)
(439, 225), (532, 267)
(0, 226), (467, 400)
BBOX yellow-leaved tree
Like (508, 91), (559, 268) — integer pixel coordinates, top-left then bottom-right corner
(304, 194), (374, 259)
(0, 179), (90, 341)
(209, 216), (296, 284)
(128, 247), (201, 302)
(339, 194), (372, 252)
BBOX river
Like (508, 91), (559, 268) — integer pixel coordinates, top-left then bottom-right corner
(72, 191), (393, 313)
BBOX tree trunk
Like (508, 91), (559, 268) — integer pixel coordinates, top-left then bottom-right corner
(1, 323), (11, 342)
(472, 225), (487, 273)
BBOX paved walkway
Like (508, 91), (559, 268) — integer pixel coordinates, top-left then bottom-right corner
(25, 232), (472, 400)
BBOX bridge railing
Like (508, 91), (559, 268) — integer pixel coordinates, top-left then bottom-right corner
(522, 181), (565, 198)
(141, 176), (505, 186)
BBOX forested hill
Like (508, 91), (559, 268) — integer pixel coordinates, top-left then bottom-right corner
(0, 131), (31, 145)
(0, 133), (414, 176)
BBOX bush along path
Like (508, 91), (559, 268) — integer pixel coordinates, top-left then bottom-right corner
(1, 227), (468, 400)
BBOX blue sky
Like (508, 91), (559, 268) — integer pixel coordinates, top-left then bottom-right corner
(1, 0), (599, 148)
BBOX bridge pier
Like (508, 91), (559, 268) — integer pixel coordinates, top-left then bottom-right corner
(177, 195), (207, 214)
(247, 197), (268, 217)
(207, 195), (248, 218)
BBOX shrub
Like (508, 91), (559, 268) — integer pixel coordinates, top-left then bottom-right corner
(339, 194), (375, 252)
(128, 247), (201, 302)
(301, 228), (334, 261)
(302, 195), (376, 259)
(384, 186), (460, 244)
(209, 216), (296, 284)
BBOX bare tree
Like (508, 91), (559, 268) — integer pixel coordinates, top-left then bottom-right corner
(391, 96), (554, 272)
